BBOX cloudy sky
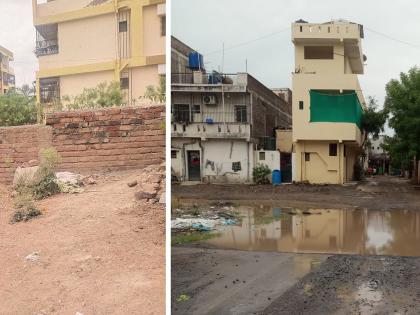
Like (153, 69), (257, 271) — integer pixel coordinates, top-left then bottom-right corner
(1, 0), (37, 87)
(173, 0), (420, 112)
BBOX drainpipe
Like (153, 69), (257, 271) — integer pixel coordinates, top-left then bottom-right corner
(113, 0), (120, 84)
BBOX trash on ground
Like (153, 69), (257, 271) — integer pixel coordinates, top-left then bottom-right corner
(55, 172), (84, 194)
(176, 294), (191, 302)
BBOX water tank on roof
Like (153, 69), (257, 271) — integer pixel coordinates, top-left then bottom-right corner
(188, 52), (204, 70)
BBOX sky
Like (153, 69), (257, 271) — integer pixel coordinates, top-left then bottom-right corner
(1, 0), (38, 88)
(173, 0), (420, 133)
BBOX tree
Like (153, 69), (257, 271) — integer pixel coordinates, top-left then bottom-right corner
(361, 96), (388, 143)
(0, 88), (37, 126)
(384, 66), (420, 174)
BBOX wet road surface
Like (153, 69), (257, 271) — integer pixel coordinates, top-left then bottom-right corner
(172, 247), (327, 315)
(263, 255), (420, 315)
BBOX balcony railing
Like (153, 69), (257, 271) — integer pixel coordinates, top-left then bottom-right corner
(171, 109), (250, 125)
(172, 72), (245, 85)
(35, 39), (59, 57)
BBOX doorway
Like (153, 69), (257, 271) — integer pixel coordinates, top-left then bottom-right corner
(187, 150), (201, 181)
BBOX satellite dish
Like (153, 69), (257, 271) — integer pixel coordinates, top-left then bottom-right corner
(363, 54), (367, 62)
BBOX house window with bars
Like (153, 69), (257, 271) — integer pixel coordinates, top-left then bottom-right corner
(173, 104), (190, 123)
(234, 105), (248, 123)
(40, 77), (60, 104)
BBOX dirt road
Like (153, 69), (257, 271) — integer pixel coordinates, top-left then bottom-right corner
(0, 169), (164, 315)
(172, 247), (327, 315)
(263, 255), (420, 315)
(172, 176), (420, 314)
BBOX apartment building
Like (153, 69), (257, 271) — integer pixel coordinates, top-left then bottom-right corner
(32, 0), (166, 106)
(171, 39), (292, 183)
(0, 45), (15, 94)
(292, 19), (366, 184)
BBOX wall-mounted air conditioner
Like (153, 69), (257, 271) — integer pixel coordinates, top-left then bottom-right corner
(203, 95), (217, 105)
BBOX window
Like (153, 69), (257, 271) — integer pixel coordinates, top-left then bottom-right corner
(119, 21), (128, 32)
(173, 104), (190, 123)
(234, 105), (248, 123)
(171, 150), (177, 159)
(40, 77), (60, 104)
(259, 152), (266, 160)
(305, 153), (310, 161)
(192, 105), (201, 114)
(299, 101), (304, 110)
(329, 143), (337, 156)
(161, 16), (166, 36)
(304, 46), (334, 59)
(120, 77), (129, 89)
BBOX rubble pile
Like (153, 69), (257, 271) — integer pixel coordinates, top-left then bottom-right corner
(129, 162), (166, 204)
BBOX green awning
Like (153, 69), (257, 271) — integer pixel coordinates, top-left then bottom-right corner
(309, 90), (363, 129)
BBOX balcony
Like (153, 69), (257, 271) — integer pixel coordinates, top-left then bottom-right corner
(35, 24), (58, 57)
(309, 90), (362, 129)
(35, 39), (59, 57)
(171, 109), (251, 140)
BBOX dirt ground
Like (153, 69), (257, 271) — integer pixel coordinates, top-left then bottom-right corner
(172, 176), (420, 314)
(173, 176), (420, 211)
(0, 169), (165, 315)
(263, 255), (420, 315)
(172, 248), (327, 315)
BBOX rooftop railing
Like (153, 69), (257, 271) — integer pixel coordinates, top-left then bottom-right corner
(171, 72), (245, 85)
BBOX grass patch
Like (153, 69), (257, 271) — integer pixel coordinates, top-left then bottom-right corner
(11, 189), (41, 223)
(172, 231), (221, 245)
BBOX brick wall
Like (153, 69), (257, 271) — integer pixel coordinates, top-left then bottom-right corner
(0, 105), (165, 184)
(0, 125), (52, 184)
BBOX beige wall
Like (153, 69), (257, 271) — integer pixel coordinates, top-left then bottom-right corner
(60, 70), (114, 99)
(35, 0), (104, 19)
(39, 13), (116, 70)
(276, 130), (293, 153)
(294, 141), (359, 184)
(294, 141), (349, 184)
(143, 4), (165, 57)
(295, 44), (346, 75)
(131, 64), (160, 101)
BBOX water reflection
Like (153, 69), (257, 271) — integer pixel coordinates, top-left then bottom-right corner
(203, 206), (420, 256)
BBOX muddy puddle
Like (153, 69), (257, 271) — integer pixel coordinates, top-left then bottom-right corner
(202, 206), (420, 256)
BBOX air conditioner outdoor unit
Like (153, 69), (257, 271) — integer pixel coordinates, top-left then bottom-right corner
(202, 95), (217, 105)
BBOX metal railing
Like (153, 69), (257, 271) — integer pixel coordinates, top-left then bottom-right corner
(35, 39), (59, 57)
(171, 72), (242, 85)
(171, 109), (250, 124)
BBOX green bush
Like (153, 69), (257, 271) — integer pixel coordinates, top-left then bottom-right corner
(144, 76), (166, 103)
(253, 164), (271, 184)
(0, 88), (37, 126)
(11, 189), (41, 223)
(32, 148), (61, 199)
(61, 81), (124, 110)
(15, 148), (61, 200)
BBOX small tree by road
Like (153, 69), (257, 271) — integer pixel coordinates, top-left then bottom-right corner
(384, 66), (420, 176)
